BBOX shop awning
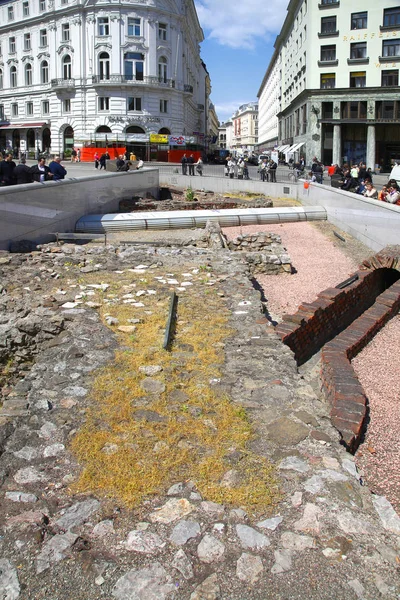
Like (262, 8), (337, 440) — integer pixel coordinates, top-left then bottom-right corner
(0, 122), (48, 130)
(290, 142), (306, 153)
(277, 144), (290, 152)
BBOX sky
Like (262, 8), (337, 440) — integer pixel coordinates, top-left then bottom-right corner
(194, 1), (288, 124)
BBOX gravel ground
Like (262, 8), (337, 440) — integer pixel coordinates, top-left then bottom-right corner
(223, 222), (360, 321)
(352, 315), (400, 512)
(222, 221), (400, 513)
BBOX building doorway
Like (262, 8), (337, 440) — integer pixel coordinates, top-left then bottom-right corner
(42, 128), (51, 154)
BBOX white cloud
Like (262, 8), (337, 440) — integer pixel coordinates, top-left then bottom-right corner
(195, 1), (287, 50)
(215, 100), (249, 123)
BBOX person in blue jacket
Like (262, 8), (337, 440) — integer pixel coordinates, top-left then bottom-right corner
(49, 156), (67, 181)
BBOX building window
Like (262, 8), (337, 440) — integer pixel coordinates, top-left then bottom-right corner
(350, 71), (366, 88)
(320, 73), (335, 88)
(383, 7), (400, 28)
(351, 11), (367, 29)
(382, 69), (399, 86)
(63, 99), (71, 113)
(124, 52), (144, 81)
(40, 29), (47, 47)
(26, 101), (33, 115)
(382, 39), (400, 58)
(62, 23), (70, 42)
(10, 66), (17, 88)
(341, 101), (367, 120)
(25, 63), (32, 86)
(61, 0), (68, 4)
(39, 0), (46, 12)
(99, 52), (110, 80)
(41, 60), (49, 84)
(42, 100), (49, 114)
(128, 17), (141, 36)
(11, 103), (18, 117)
(158, 56), (167, 82)
(350, 42), (367, 59)
(23, 1), (30, 17)
(98, 97), (109, 111)
(158, 23), (167, 40)
(24, 33), (31, 51)
(321, 16), (337, 34)
(128, 97), (142, 111)
(63, 55), (72, 79)
(8, 5), (14, 20)
(98, 17), (109, 36)
(376, 100), (400, 120)
(160, 99), (168, 113)
(321, 0), (337, 4)
(320, 45), (336, 61)
(9, 37), (16, 53)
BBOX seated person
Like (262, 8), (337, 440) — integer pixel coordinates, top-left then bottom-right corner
(362, 182), (378, 199)
(340, 170), (358, 192)
(384, 184), (400, 205)
(378, 185), (387, 201)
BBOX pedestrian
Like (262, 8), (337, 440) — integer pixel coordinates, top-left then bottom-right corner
(269, 159), (277, 182)
(76, 148), (81, 162)
(116, 154), (125, 171)
(30, 157), (53, 182)
(227, 157), (236, 179)
(94, 152), (100, 169)
(188, 154), (195, 176)
(0, 153), (17, 186)
(130, 151), (136, 161)
(243, 158), (250, 180)
(224, 156), (230, 177)
(237, 157), (244, 179)
(260, 159), (268, 182)
(13, 158), (32, 185)
(181, 154), (188, 175)
(71, 148), (77, 163)
(99, 153), (107, 170)
(136, 158), (144, 169)
(49, 156), (67, 181)
(195, 156), (203, 176)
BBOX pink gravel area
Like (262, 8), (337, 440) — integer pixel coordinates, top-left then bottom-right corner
(223, 222), (358, 319)
(352, 315), (400, 513)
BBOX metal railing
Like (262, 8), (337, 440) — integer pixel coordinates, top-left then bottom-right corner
(51, 78), (75, 89)
(91, 75), (176, 88)
(151, 162), (298, 183)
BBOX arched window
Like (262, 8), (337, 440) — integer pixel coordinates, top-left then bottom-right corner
(96, 125), (112, 133)
(25, 63), (32, 86)
(99, 52), (110, 81)
(41, 60), (49, 84)
(158, 56), (167, 83)
(0, 68), (3, 89)
(126, 125), (145, 134)
(63, 55), (71, 79)
(159, 127), (171, 134)
(10, 66), (17, 88)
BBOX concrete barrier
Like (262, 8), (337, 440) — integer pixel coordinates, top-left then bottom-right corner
(0, 168), (159, 250)
(299, 181), (400, 252)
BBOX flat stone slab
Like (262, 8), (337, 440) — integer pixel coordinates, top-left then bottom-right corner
(266, 417), (310, 445)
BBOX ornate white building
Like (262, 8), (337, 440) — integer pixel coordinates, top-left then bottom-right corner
(0, 0), (208, 158)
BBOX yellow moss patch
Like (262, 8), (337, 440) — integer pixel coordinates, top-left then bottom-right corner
(69, 266), (280, 515)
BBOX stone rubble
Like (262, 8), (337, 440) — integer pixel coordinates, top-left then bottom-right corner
(0, 243), (399, 599)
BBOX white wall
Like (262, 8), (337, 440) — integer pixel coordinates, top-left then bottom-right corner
(0, 168), (159, 250)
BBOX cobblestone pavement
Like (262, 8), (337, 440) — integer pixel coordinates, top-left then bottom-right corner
(0, 240), (399, 600)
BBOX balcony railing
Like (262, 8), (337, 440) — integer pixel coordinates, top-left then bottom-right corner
(91, 75), (176, 87)
(51, 78), (75, 90)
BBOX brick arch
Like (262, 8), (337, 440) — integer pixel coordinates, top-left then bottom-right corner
(275, 246), (400, 452)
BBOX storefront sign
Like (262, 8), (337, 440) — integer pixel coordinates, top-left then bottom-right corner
(343, 30), (399, 41)
(150, 134), (168, 144)
(126, 134), (149, 142)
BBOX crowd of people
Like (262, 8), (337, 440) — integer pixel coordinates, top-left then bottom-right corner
(0, 153), (67, 185)
(180, 154), (204, 176)
(327, 161), (400, 205)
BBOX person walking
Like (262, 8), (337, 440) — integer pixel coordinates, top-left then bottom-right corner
(30, 157), (53, 182)
(243, 158), (250, 180)
(0, 153), (17, 186)
(195, 156), (203, 176)
(94, 152), (100, 169)
(181, 154), (188, 175)
(49, 156), (67, 181)
(76, 148), (81, 162)
(99, 153), (107, 170)
(188, 154), (195, 176)
(237, 157), (244, 179)
(13, 158), (32, 185)
(227, 157), (236, 179)
(260, 159), (268, 182)
(71, 148), (77, 163)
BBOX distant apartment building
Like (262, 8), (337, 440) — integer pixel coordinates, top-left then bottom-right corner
(0, 0), (209, 159)
(258, 0), (400, 170)
(230, 102), (258, 153)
